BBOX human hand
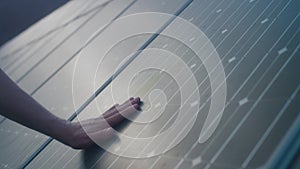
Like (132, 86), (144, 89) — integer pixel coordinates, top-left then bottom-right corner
(62, 97), (141, 149)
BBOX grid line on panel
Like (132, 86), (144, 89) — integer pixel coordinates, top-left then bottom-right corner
(77, 0), (112, 19)
(60, 150), (78, 169)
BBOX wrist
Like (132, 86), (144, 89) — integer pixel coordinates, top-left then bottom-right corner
(49, 118), (72, 144)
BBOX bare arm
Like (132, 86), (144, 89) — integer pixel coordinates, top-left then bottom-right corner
(0, 69), (141, 149)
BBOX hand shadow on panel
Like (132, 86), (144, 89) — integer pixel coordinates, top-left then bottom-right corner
(81, 112), (141, 169)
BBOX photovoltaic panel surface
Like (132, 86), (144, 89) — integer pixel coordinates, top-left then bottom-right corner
(0, 0), (299, 169)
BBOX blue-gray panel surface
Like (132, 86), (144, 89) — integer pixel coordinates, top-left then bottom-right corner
(0, 0), (299, 169)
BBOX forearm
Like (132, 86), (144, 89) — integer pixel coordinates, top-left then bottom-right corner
(0, 69), (141, 149)
(0, 69), (69, 141)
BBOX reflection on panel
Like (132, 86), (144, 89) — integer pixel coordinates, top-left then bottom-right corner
(0, 0), (89, 60)
(3, 33), (55, 74)
(7, 8), (98, 82)
(0, 45), (31, 69)
(1, 0), (107, 73)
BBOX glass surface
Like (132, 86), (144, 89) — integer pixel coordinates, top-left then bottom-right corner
(0, 0), (299, 169)
(29, 0), (300, 168)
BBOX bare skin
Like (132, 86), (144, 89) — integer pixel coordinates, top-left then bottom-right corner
(0, 69), (141, 149)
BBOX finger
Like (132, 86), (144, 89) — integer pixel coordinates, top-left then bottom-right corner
(105, 103), (140, 127)
(118, 97), (141, 111)
(101, 104), (119, 118)
(106, 103), (140, 127)
(132, 97), (141, 104)
(119, 97), (134, 107)
(84, 103), (141, 132)
(102, 97), (139, 119)
(133, 97), (141, 104)
(125, 97), (140, 106)
(101, 97), (141, 121)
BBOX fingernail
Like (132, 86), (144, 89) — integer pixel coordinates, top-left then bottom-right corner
(135, 97), (140, 103)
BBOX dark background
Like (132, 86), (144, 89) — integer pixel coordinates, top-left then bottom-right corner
(0, 0), (68, 47)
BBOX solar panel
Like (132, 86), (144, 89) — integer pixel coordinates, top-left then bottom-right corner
(0, 0), (90, 60)
(0, 0), (299, 169)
